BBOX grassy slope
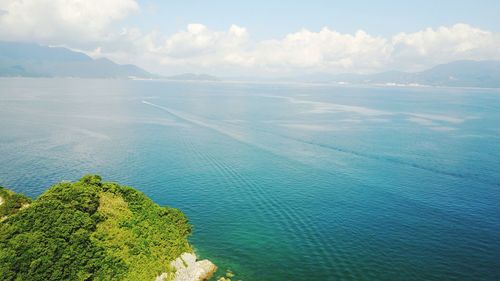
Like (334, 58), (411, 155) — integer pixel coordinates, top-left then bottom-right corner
(0, 175), (192, 281)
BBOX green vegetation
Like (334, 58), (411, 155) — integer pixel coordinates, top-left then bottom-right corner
(0, 186), (32, 218)
(0, 175), (192, 281)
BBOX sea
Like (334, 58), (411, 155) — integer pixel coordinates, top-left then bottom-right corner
(0, 78), (499, 280)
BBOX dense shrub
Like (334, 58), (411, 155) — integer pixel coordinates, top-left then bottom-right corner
(0, 175), (192, 281)
(0, 186), (32, 218)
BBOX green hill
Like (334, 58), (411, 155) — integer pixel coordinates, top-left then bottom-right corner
(0, 175), (192, 281)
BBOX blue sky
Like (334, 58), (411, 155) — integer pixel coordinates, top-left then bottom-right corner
(132, 0), (500, 39)
(1, 0), (500, 75)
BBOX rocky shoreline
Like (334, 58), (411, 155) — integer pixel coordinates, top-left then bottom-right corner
(156, 253), (217, 281)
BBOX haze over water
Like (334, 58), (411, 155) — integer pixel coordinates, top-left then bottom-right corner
(1, 78), (499, 280)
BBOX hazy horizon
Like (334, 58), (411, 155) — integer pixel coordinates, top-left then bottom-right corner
(1, 1), (500, 77)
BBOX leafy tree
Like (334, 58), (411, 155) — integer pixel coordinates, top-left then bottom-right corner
(0, 175), (192, 281)
(0, 186), (32, 218)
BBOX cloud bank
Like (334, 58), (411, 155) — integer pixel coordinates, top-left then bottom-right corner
(0, 0), (138, 46)
(1, 0), (499, 75)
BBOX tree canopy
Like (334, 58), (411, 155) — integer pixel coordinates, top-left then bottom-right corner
(0, 175), (192, 281)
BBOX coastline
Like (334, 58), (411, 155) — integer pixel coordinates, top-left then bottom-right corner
(156, 252), (217, 281)
(0, 176), (213, 281)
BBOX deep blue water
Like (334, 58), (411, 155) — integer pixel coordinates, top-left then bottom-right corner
(0, 78), (499, 280)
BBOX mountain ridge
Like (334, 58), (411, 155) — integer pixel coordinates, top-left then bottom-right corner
(0, 41), (157, 79)
(293, 60), (500, 88)
(1, 41), (499, 88)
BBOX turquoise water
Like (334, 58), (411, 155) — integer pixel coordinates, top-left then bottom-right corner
(0, 78), (499, 280)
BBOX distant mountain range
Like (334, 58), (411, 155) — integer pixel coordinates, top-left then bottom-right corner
(0, 41), (156, 79)
(0, 41), (221, 81)
(1, 41), (500, 88)
(294, 60), (500, 88)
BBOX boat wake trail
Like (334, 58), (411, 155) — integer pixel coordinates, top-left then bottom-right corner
(142, 100), (492, 186)
(142, 100), (246, 142)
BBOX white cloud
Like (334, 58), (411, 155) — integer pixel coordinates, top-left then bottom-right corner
(249, 28), (391, 72)
(125, 23), (499, 75)
(391, 23), (500, 70)
(0, 0), (138, 46)
(0, 0), (499, 76)
(162, 24), (249, 59)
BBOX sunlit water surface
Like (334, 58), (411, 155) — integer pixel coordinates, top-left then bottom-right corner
(0, 78), (499, 280)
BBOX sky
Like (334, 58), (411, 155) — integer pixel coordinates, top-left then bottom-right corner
(1, 0), (500, 76)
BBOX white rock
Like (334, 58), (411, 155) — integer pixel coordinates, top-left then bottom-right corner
(156, 253), (217, 281)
